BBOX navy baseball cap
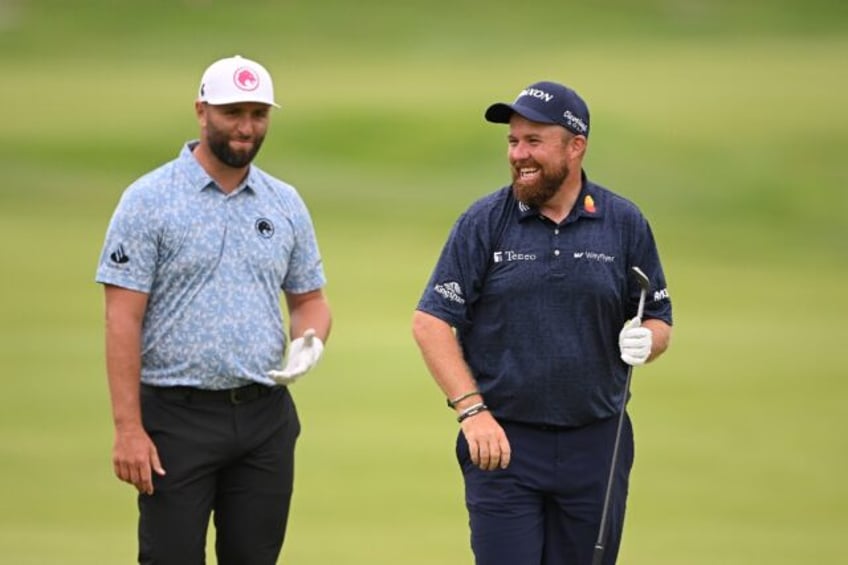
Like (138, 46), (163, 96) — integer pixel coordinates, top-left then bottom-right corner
(485, 81), (590, 137)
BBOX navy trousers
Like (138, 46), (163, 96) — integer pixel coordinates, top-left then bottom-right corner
(138, 384), (300, 565)
(457, 414), (634, 565)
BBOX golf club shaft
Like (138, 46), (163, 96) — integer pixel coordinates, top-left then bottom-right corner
(592, 364), (633, 565)
(593, 285), (648, 565)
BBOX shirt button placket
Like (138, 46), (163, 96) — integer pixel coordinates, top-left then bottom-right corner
(551, 226), (566, 276)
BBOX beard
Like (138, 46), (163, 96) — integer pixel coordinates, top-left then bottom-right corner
(206, 124), (265, 169)
(511, 159), (569, 208)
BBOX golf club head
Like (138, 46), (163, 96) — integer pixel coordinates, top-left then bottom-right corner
(631, 266), (651, 320)
(631, 266), (651, 291)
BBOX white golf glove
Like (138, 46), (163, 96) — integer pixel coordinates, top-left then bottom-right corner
(268, 329), (324, 385)
(618, 317), (652, 366)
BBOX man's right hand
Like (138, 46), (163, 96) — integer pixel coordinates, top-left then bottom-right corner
(461, 411), (511, 471)
(112, 426), (166, 495)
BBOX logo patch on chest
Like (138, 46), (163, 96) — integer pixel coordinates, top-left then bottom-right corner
(572, 251), (615, 263)
(255, 218), (275, 239)
(493, 250), (538, 263)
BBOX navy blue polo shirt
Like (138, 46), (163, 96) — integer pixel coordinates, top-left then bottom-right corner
(416, 174), (672, 427)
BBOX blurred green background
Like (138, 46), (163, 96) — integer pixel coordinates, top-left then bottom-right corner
(1, 0), (847, 563)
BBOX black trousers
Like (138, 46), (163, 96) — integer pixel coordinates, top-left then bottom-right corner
(458, 415), (634, 565)
(138, 384), (300, 565)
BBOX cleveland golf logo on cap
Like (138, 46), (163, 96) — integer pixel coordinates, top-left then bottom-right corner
(563, 110), (588, 135)
(233, 67), (259, 91)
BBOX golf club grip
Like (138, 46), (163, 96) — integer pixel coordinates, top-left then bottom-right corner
(591, 546), (604, 565)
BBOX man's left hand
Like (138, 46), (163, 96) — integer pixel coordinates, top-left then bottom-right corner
(618, 317), (652, 366)
(268, 329), (324, 385)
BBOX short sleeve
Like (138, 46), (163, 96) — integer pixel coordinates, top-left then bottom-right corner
(95, 186), (159, 293)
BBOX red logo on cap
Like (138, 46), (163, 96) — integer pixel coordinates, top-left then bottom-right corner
(233, 67), (259, 91)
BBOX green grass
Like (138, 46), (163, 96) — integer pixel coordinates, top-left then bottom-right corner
(1, 1), (847, 563)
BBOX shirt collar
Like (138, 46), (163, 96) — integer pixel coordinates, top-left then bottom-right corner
(514, 170), (604, 223)
(573, 171), (604, 221)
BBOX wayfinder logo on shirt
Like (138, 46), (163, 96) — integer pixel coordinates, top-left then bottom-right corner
(572, 251), (615, 263)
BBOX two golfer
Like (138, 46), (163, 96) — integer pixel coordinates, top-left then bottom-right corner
(98, 66), (672, 565)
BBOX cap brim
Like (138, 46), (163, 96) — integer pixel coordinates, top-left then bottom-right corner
(484, 102), (558, 125)
(201, 96), (280, 109)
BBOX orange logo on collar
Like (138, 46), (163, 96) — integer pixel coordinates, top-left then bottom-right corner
(584, 195), (596, 213)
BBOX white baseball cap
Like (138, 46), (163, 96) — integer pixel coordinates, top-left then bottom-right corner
(197, 55), (279, 108)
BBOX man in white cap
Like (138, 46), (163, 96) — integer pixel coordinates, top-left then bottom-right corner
(96, 55), (331, 564)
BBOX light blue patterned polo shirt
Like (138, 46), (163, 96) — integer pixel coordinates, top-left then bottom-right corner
(96, 142), (327, 389)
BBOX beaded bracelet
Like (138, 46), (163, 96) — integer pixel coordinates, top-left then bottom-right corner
(446, 390), (482, 409)
(457, 402), (489, 423)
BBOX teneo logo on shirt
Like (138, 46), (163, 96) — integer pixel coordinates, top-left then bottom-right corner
(572, 251), (615, 263)
(434, 281), (466, 304)
(493, 250), (538, 263)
